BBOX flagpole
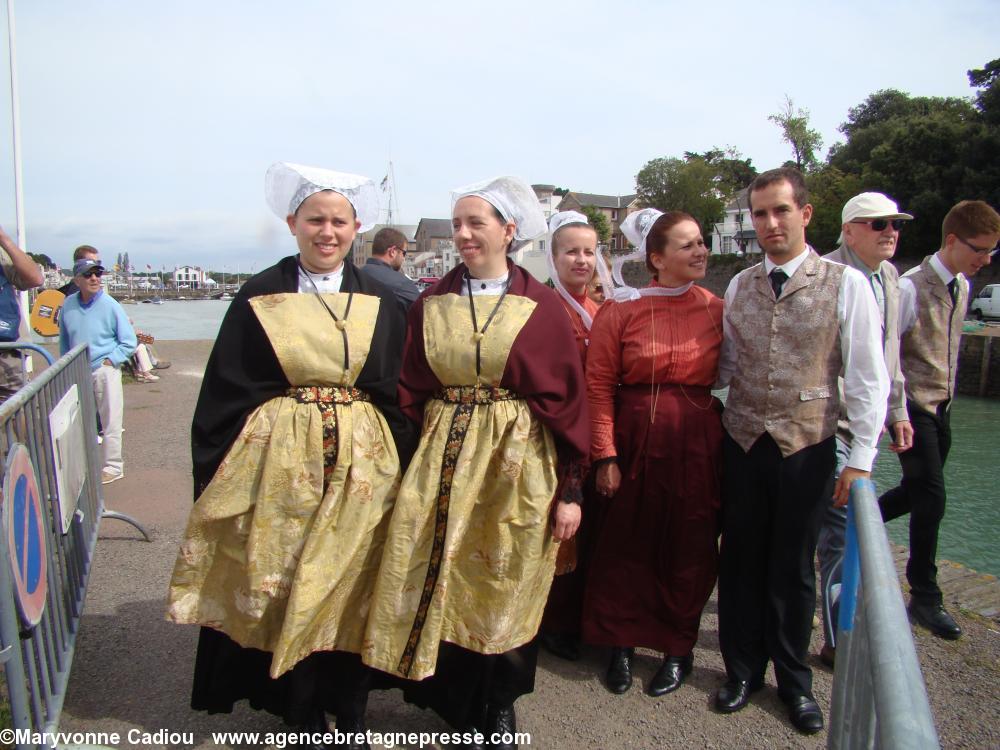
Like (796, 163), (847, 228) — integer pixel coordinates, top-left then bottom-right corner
(7, 0), (29, 322)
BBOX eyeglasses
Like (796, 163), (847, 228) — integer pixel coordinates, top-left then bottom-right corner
(956, 236), (1000, 257)
(851, 218), (906, 232)
(81, 270), (104, 278)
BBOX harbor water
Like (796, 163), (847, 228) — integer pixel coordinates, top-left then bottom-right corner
(38, 296), (1000, 577)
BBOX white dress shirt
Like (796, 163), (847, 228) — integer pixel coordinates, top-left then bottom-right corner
(297, 262), (345, 293)
(718, 247), (889, 471)
(897, 252), (969, 334)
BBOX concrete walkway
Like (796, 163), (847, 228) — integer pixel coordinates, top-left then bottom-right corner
(51, 341), (1000, 749)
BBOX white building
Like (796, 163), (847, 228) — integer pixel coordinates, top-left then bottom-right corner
(174, 265), (207, 289)
(712, 190), (761, 256)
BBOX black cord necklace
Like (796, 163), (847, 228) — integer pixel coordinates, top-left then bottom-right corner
(298, 259), (353, 373)
(465, 271), (511, 378)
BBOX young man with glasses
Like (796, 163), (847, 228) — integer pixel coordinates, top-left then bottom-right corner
(816, 192), (914, 667)
(59, 255), (137, 484)
(360, 226), (420, 310)
(879, 200), (1000, 640)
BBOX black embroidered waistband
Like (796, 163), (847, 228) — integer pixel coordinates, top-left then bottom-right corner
(434, 385), (519, 404)
(287, 386), (371, 404)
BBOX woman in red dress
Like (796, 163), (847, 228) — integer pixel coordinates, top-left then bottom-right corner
(582, 209), (724, 697)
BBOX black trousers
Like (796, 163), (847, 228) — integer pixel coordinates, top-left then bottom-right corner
(878, 400), (951, 605)
(718, 432), (834, 700)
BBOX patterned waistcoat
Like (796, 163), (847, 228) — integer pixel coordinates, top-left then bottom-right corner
(900, 256), (968, 413)
(723, 250), (846, 456)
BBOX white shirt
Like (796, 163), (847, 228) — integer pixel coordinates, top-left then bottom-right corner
(897, 252), (969, 334)
(718, 246), (890, 471)
(459, 272), (509, 297)
(297, 263), (345, 294)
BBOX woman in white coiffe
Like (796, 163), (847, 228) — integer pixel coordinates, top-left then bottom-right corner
(167, 162), (416, 750)
(361, 177), (590, 749)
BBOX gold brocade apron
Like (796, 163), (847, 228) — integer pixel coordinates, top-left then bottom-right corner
(167, 292), (401, 678)
(362, 293), (560, 681)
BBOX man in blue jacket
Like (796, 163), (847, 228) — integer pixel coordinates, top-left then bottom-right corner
(59, 256), (137, 484)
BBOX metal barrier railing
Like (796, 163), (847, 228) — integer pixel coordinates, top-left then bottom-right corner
(828, 479), (940, 749)
(0, 343), (146, 748)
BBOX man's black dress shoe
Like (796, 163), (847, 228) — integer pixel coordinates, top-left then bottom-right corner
(714, 678), (763, 713)
(646, 653), (694, 696)
(486, 703), (517, 749)
(540, 630), (581, 661)
(785, 695), (824, 734)
(605, 647), (634, 694)
(909, 601), (962, 640)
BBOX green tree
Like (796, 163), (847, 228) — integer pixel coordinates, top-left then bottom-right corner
(685, 147), (758, 196)
(580, 205), (611, 244)
(634, 155), (726, 240)
(28, 252), (55, 269)
(768, 95), (824, 172)
(803, 168), (865, 252)
(822, 80), (994, 258)
(968, 58), (1000, 124)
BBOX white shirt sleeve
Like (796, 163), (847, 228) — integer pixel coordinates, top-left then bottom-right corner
(715, 273), (742, 388)
(897, 275), (918, 334)
(839, 267), (890, 471)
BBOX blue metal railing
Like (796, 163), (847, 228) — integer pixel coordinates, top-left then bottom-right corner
(828, 479), (939, 749)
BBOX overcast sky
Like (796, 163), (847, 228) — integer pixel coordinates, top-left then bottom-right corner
(0, 0), (996, 271)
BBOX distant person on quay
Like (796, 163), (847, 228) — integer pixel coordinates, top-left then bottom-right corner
(816, 192), (914, 667)
(167, 162), (415, 750)
(58, 256), (137, 484)
(67, 246), (171, 378)
(0, 223), (44, 401)
(359, 226), (420, 310)
(879, 199), (1000, 641)
(582, 209), (724, 699)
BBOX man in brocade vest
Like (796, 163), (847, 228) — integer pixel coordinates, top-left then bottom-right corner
(715, 167), (888, 735)
(879, 200), (1000, 641)
(816, 192), (915, 667)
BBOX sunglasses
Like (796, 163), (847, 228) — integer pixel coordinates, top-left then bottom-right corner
(81, 269), (104, 278)
(956, 236), (1000, 257)
(852, 218), (906, 232)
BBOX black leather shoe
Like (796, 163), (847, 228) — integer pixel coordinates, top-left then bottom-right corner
(458, 727), (486, 750)
(335, 714), (370, 750)
(786, 695), (824, 734)
(540, 630), (580, 661)
(291, 710), (334, 750)
(486, 703), (517, 749)
(714, 678), (763, 713)
(605, 647), (634, 694)
(909, 601), (962, 640)
(646, 652), (694, 696)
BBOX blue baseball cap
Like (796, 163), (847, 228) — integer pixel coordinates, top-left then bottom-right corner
(73, 258), (106, 276)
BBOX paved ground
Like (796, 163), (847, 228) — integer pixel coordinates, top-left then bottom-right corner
(41, 341), (1000, 749)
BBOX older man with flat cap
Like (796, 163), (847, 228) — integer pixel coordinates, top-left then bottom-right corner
(816, 192), (914, 666)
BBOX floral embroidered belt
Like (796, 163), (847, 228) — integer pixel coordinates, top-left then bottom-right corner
(434, 385), (519, 404)
(286, 386), (371, 404)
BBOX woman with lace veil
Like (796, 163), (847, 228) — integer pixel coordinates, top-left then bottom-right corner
(537, 210), (601, 662)
(362, 177), (589, 749)
(167, 162), (415, 750)
(581, 209), (724, 699)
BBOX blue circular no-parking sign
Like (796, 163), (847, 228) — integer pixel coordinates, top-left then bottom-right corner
(3, 443), (48, 627)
